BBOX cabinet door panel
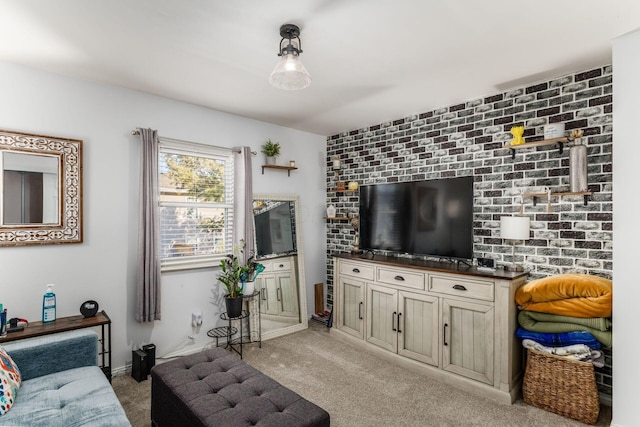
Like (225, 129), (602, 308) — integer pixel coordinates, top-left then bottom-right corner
(338, 277), (365, 339)
(256, 277), (267, 314)
(277, 273), (298, 317)
(443, 299), (494, 384)
(264, 275), (279, 316)
(398, 291), (439, 366)
(366, 284), (397, 352)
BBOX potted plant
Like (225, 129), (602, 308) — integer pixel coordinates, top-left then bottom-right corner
(241, 252), (263, 295)
(262, 139), (281, 165)
(217, 240), (264, 317)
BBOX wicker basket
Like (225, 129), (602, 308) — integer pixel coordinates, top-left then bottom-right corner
(523, 349), (600, 424)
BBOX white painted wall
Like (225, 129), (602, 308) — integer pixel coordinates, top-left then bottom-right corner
(612, 29), (640, 427)
(0, 61), (327, 370)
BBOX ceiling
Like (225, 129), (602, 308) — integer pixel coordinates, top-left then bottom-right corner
(1, 1), (639, 137)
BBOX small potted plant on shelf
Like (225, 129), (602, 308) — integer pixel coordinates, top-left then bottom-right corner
(217, 240), (264, 318)
(262, 139), (281, 165)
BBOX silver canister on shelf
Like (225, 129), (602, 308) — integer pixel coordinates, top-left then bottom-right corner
(569, 136), (588, 192)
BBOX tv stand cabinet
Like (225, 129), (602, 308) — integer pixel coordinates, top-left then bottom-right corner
(331, 254), (527, 403)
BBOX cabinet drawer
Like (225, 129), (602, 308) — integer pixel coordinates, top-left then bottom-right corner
(429, 275), (494, 301)
(263, 259), (292, 272)
(376, 267), (425, 290)
(339, 261), (375, 281)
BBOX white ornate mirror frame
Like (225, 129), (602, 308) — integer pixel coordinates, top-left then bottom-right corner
(253, 193), (308, 340)
(0, 129), (83, 246)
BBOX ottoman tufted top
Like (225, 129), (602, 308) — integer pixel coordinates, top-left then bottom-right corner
(151, 347), (330, 427)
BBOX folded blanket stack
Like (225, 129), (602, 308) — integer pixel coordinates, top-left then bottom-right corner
(521, 339), (605, 367)
(515, 274), (612, 366)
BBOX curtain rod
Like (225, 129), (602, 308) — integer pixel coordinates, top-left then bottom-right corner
(131, 129), (256, 155)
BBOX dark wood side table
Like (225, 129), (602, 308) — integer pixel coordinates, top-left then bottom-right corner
(0, 310), (112, 381)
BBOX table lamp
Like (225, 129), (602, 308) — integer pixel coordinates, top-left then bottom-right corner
(500, 215), (530, 272)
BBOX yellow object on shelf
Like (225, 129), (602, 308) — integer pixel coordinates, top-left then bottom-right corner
(510, 126), (526, 146)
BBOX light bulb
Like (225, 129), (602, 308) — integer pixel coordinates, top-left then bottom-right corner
(285, 55), (297, 71)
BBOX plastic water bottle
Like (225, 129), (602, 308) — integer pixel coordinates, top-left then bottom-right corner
(42, 284), (56, 322)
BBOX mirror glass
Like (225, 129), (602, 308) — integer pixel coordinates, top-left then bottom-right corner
(2, 152), (60, 225)
(252, 193), (307, 339)
(254, 199), (296, 257)
(0, 129), (83, 246)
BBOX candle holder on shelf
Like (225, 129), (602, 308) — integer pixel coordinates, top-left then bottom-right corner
(350, 216), (361, 254)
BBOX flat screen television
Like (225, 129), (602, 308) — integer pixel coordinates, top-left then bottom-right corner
(254, 202), (296, 257)
(359, 176), (474, 260)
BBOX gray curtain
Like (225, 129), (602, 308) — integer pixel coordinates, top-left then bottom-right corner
(233, 147), (254, 257)
(136, 128), (161, 322)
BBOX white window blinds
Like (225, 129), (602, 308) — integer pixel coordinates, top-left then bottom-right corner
(158, 138), (233, 271)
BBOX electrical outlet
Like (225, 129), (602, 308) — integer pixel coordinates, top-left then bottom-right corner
(192, 312), (202, 327)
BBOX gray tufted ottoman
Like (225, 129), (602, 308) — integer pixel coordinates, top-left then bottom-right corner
(151, 347), (330, 427)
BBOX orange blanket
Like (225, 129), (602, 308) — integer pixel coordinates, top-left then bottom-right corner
(515, 274), (612, 318)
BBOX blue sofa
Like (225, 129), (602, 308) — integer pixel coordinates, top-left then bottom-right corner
(2, 329), (130, 426)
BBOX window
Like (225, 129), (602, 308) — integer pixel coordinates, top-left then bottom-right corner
(158, 138), (233, 271)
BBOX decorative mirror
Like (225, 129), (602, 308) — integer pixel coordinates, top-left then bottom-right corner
(252, 193), (308, 340)
(0, 129), (83, 246)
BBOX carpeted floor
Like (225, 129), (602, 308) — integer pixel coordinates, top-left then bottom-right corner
(113, 322), (612, 426)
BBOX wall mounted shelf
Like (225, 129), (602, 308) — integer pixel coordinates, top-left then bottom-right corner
(327, 189), (357, 194)
(507, 136), (573, 160)
(261, 164), (298, 176)
(523, 190), (593, 206)
(325, 216), (357, 222)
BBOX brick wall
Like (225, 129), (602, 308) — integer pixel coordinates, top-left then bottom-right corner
(325, 65), (613, 397)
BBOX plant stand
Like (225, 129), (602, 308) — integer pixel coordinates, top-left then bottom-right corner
(215, 310), (249, 359)
(206, 325), (237, 348)
(207, 292), (261, 359)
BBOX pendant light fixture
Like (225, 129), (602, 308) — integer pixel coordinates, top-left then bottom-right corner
(269, 24), (312, 90)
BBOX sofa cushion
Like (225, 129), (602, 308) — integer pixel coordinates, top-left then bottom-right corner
(3, 329), (98, 381)
(0, 346), (21, 416)
(0, 365), (130, 427)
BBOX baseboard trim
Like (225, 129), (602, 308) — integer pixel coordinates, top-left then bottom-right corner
(262, 320), (308, 341)
(112, 365), (129, 377)
(112, 342), (215, 377)
(111, 321), (310, 376)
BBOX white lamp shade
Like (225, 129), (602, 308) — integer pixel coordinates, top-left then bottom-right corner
(269, 53), (312, 90)
(500, 216), (530, 240)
